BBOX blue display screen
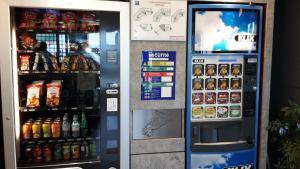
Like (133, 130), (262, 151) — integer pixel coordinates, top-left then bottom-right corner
(193, 9), (259, 53)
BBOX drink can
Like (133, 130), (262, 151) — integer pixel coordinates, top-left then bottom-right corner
(62, 142), (70, 160)
(71, 142), (80, 160)
(53, 142), (62, 160)
(33, 144), (42, 162)
(32, 121), (42, 139)
(42, 121), (51, 138)
(43, 143), (52, 162)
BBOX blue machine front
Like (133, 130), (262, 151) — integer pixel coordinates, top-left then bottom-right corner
(186, 4), (263, 169)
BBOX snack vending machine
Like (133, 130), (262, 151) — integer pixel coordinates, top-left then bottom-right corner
(0, 1), (129, 169)
(186, 4), (263, 169)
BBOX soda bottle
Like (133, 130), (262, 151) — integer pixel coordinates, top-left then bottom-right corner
(24, 142), (34, 162)
(89, 139), (97, 158)
(81, 111), (88, 137)
(53, 141), (62, 161)
(42, 121), (51, 138)
(22, 122), (31, 140)
(80, 141), (89, 159)
(72, 115), (80, 138)
(51, 119), (61, 138)
(33, 143), (42, 162)
(62, 113), (70, 138)
(43, 143), (52, 162)
(32, 121), (42, 139)
(62, 142), (71, 160)
(71, 142), (80, 160)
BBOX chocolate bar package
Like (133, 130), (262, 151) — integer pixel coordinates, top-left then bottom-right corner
(230, 92), (241, 103)
(218, 78), (229, 90)
(231, 78), (242, 90)
(217, 92), (229, 104)
(206, 64), (216, 76)
(205, 92), (216, 104)
(231, 64), (242, 76)
(217, 106), (229, 118)
(192, 106), (204, 119)
(192, 93), (203, 105)
(205, 106), (216, 118)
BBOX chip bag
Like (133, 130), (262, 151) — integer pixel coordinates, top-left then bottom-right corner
(26, 84), (42, 108)
(18, 9), (39, 30)
(61, 11), (77, 31)
(41, 10), (59, 30)
(80, 12), (97, 32)
(46, 81), (62, 107)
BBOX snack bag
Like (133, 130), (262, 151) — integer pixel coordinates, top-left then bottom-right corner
(20, 55), (30, 71)
(41, 10), (59, 30)
(26, 84), (41, 108)
(50, 55), (59, 71)
(18, 33), (36, 50)
(80, 12), (97, 32)
(46, 81), (62, 107)
(61, 11), (77, 31)
(61, 56), (71, 72)
(18, 9), (39, 30)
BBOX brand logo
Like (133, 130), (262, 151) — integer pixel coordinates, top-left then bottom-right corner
(223, 164), (254, 169)
(235, 34), (256, 42)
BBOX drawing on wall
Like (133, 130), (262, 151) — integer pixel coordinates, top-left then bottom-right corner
(131, 0), (186, 41)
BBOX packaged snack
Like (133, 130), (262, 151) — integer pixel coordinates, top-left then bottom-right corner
(205, 106), (216, 118)
(231, 78), (242, 90)
(217, 106), (229, 118)
(219, 64), (229, 76)
(217, 92), (229, 104)
(46, 81), (62, 107)
(230, 106), (241, 117)
(205, 78), (216, 90)
(18, 9), (39, 30)
(26, 84), (41, 108)
(192, 106), (204, 119)
(79, 55), (90, 71)
(218, 78), (229, 90)
(206, 64), (216, 76)
(61, 56), (71, 71)
(71, 56), (79, 71)
(18, 33), (36, 50)
(61, 11), (77, 32)
(192, 93), (203, 105)
(20, 55), (30, 71)
(193, 64), (204, 76)
(50, 55), (59, 71)
(80, 12), (97, 32)
(41, 10), (59, 30)
(230, 92), (242, 103)
(231, 64), (242, 76)
(192, 78), (203, 90)
(205, 92), (216, 104)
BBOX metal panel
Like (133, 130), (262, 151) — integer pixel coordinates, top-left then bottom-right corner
(132, 109), (182, 139)
(130, 41), (186, 110)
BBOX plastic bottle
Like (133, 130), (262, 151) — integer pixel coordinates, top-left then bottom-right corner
(81, 111), (88, 137)
(72, 115), (80, 138)
(62, 113), (70, 138)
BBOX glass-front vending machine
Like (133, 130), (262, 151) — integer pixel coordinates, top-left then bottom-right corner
(0, 1), (129, 169)
(186, 3), (263, 169)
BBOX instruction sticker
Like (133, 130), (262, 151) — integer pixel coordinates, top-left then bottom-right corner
(141, 51), (176, 100)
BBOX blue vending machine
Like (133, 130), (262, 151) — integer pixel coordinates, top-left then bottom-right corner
(186, 3), (263, 169)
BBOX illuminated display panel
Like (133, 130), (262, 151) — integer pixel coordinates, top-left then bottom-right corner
(193, 9), (259, 53)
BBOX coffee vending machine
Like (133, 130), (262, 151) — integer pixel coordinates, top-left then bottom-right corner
(186, 3), (263, 169)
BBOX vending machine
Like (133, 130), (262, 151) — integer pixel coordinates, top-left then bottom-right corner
(0, 1), (129, 169)
(186, 3), (263, 169)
